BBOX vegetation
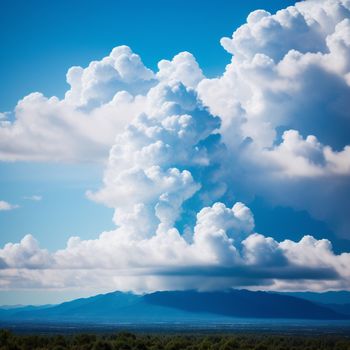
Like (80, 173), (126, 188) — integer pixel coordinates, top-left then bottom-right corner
(1, 329), (350, 350)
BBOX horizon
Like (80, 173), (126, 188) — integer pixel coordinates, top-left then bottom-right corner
(1, 0), (350, 306)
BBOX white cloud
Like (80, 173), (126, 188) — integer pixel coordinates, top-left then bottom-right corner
(0, 200), (19, 211)
(0, 202), (348, 292)
(243, 129), (350, 177)
(65, 45), (156, 108)
(0, 112), (11, 121)
(0, 0), (350, 294)
(87, 80), (222, 237)
(242, 233), (287, 267)
(191, 202), (254, 265)
(23, 195), (42, 201)
(157, 52), (204, 89)
(0, 235), (52, 269)
(0, 47), (154, 162)
(0, 46), (208, 163)
(197, 0), (350, 238)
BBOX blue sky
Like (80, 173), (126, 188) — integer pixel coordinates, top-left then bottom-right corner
(0, 0), (296, 111)
(1, 0), (350, 304)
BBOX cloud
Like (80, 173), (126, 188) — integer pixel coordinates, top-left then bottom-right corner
(0, 47), (153, 162)
(65, 45), (156, 109)
(86, 81), (223, 236)
(0, 0), (350, 294)
(0, 68), (349, 290)
(199, 0), (350, 149)
(238, 129), (350, 178)
(0, 235), (52, 269)
(0, 48), (205, 163)
(0, 200), (19, 211)
(197, 0), (350, 238)
(0, 202), (348, 292)
(157, 52), (204, 89)
(23, 195), (42, 201)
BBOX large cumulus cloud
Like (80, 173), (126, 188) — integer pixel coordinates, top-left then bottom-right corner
(198, 0), (350, 238)
(1, 0), (350, 293)
(0, 49), (203, 162)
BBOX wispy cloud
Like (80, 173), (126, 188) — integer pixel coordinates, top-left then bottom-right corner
(0, 200), (19, 211)
(23, 195), (42, 201)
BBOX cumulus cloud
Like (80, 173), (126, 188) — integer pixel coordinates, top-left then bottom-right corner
(197, 0), (350, 238)
(65, 45), (156, 108)
(0, 200), (19, 211)
(86, 80), (223, 236)
(0, 202), (347, 292)
(0, 235), (52, 269)
(157, 52), (204, 89)
(199, 0), (350, 148)
(0, 47), (152, 162)
(0, 0), (350, 293)
(0, 48), (205, 163)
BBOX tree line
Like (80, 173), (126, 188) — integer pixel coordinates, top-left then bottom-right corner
(1, 329), (350, 350)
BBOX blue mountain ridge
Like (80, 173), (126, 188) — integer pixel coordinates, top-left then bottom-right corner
(277, 291), (350, 305)
(275, 291), (350, 316)
(0, 289), (348, 324)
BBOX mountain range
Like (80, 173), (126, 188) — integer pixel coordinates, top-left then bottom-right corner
(1, 289), (350, 325)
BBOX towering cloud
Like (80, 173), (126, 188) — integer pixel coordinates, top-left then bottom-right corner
(198, 0), (350, 238)
(0, 0), (350, 294)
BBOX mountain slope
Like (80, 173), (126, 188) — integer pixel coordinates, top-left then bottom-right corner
(144, 290), (347, 320)
(276, 291), (350, 317)
(316, 303), (350, 317)
(0, 289), (347, 323)
(8, 292), (142, 321)
(278, 291), (350, 305)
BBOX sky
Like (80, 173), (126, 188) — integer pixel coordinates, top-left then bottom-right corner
(0, 0), (350, 305)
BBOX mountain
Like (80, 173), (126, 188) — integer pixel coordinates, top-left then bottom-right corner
(322, 303), (350, 316)
(278, 291), (350, 305)
(0, 290), (348, 324)
(276, 291), (350, 317)
(143, 290), (347, 319)
(0, 304), (52, 321)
